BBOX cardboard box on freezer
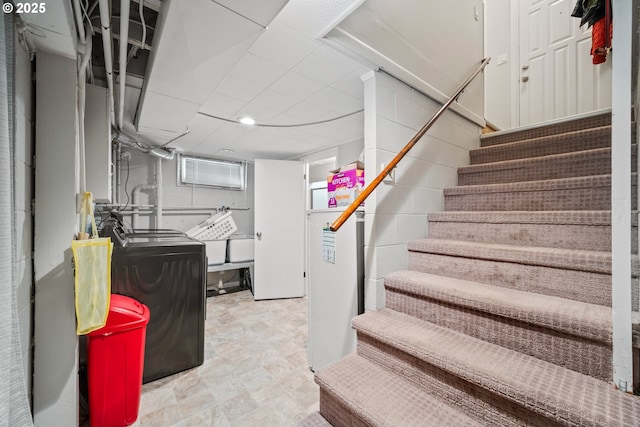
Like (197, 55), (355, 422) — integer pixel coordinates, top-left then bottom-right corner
(327, 161), (365, 208)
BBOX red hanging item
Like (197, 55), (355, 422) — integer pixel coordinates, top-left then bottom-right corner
(591, 1), (612, 65)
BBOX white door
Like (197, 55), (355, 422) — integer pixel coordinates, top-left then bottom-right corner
(518, 0), (611, 126)
(254, 159), (305, 300)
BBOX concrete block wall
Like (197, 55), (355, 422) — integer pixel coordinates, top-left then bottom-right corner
(115, 149), (255, 235)
(362, 70), (480, 310)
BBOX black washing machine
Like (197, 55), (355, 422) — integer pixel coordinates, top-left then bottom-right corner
(109, 231), (206, 383)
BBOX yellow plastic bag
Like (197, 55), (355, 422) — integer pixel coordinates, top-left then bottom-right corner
(72, 192), (113, 335)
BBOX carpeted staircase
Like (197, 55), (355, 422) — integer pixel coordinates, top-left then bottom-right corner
(296, 112), (640, 426)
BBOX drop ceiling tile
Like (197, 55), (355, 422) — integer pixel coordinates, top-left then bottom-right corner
(191, 142), (253, 160)
(270, 72), (325, 100)
(298, 123), (349, 140)
(248, 21), (320, 69)
(215, 76), (265, 102)
(213, 0), (289, 27)
(330, 67), (370, 100)
(145, 35), (258, 105)
(280, 136), (337, 154)
(252, 149), (293, 160)
(200, 92), (247, 118)
(326, 113), (365, 133)
(234, 107), (280, 124)
(204, 122), (257, 145)
(230, 129), (284, 152)
(332, 98), (364, 115)
(170, 115), (224, 152)
(20, 3), (75, 58)
(229, 53), (288, 88)
(274, 102), (334, 125)
(249, 89), (300, 111)
(237, 89), (301, 123)
(275, 0), (365, 40)
(305, 86), (361, 112)
(143, 0), (262, 103)
(227, 137), (263, 151)
(136, 125), (180, 141)
(137, 91), (201, 133)
(291, 45), (361, 86)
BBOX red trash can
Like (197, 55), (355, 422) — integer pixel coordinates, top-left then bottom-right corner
(87, 294), (151, 427)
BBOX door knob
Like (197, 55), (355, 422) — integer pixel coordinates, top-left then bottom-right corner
(256, 232), (262, 240)
(521, 76), (529, 82)
(522, 64), (529, 70)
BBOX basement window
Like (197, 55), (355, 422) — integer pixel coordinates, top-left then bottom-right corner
(178, 155), (246, 190)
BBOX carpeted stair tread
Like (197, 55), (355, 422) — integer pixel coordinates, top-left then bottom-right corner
(471, 126), (611, 164)
(353, 309), (640, 427)
(408, 249), (614, 306)
(445, 174), (612, 197)
(480, 113), (611, 147)
(385, 270), (611, 343)
(428, 210), (612, 225)
(407, 238), (613, 274)
(458, 147), (619, 185)
(427, 210), (618, 251)
(384, 270), (613, 380)
(315, 352), (484, 427)
(443, 174), (623, 211)
(292, 411), (333, 427)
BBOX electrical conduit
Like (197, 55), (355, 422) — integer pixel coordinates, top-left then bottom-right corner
(98, 0), (116, 128)
(71, 0), (86, 45)
(118, 0), (130, 130)
(77, 21), (92, 193)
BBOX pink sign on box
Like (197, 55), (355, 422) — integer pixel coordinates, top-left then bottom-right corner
(327, 161), (365, 208)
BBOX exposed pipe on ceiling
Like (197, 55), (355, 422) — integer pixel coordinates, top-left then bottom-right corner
(138, 0), (147, 50)
(70, 1), (91, 192)
(77, 21), (93, 192)
(71, 0), (87, 45)
(118, 0), (131, 131)
(98, 0), (116, 128)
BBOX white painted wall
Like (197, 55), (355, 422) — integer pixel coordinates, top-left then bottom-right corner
(33, 53), (79, 426)
(337, 138), (364, 165)
(113, 149), (255, 235)
(362, 71), (480, 310)
(14, 27), (34, 408)
(304, 138), (364, 182)
(484, 0), (515, 129)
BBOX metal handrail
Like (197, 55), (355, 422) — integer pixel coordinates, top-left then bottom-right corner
(330, 57), (491, 232)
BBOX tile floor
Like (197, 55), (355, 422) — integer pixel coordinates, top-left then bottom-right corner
(133, 290), (319, 427)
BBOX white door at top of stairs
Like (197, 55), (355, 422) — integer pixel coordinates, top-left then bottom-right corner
(518, 0), (611, 127)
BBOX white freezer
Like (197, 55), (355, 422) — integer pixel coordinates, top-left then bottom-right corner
(306, 209), (364, 372)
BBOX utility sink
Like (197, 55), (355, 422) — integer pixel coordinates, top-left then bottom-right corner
(204, 240), (227, 265)
(227, 234), (254, 263)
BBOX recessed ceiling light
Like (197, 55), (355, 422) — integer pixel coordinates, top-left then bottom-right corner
(238, 116), (255, 125)
(219, 148), (235, 154)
